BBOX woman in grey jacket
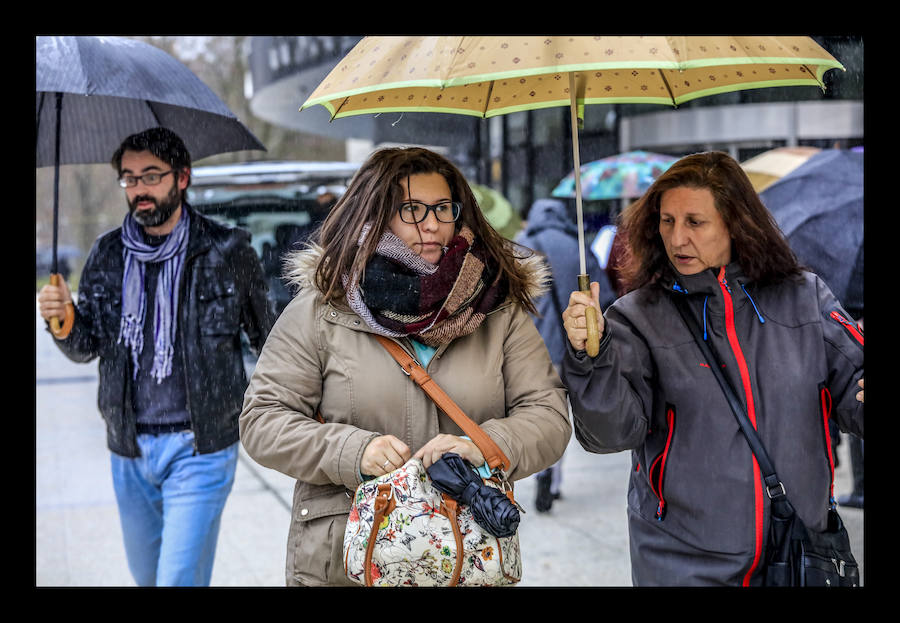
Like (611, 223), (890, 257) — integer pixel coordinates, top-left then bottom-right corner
(240, 147), (570, 586)
(560, 151), (864, 586)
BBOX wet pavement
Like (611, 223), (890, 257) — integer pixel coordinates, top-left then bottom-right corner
(35, 297), (864, 587)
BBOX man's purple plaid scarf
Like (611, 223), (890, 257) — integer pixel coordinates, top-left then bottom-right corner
(117, 210), (190, 382)
(344, 225), (508, 347)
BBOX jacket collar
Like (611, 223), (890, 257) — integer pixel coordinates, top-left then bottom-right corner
(181, 203), (213, 259)
(284, 242), (550, 304)
(660, 260), (750, 296)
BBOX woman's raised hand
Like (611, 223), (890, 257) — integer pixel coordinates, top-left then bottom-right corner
(562, 281), (605, 352)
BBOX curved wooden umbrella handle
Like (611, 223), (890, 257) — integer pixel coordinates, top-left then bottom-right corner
(578, 274), (600, 357)
(49, 273), (74, 340)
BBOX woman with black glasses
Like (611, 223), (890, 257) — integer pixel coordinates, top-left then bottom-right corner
(239, 146), (571, 586)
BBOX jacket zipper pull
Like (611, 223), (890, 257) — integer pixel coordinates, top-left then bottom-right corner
(717, 266), (732, 293)
(656, 501), (666, 521)
(740, 283), (766, 325)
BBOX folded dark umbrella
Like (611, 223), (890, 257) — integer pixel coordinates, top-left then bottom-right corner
(427, 453), (519, 538)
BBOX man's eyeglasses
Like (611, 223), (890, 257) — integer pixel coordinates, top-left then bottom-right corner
(118, 170), (178, 188)
(398, 201), (461, 224)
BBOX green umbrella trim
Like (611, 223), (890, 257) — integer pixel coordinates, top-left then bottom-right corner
(671, 78), (835, 105)
(312, 103), (491, 119)
(303, 58), (843, 115)
(439, 56), (843, 88)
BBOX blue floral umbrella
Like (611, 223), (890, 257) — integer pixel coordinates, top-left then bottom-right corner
(552, 150), (678, 200)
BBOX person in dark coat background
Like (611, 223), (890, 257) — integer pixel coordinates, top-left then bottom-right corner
(516, 198), (616, 512)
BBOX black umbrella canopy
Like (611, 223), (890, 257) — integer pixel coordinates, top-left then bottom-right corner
(760, 149), (863, 313)
(36, 35), (265, 338)
(35, 35), (265, 166)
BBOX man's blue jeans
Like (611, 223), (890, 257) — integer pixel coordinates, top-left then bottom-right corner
(110, 431), (238, 586)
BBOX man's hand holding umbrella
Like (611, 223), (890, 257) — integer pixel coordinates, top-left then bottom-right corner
(40, 276), (74, 337)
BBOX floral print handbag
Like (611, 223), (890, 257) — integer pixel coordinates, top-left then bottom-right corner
(342, 336), (523, 586)
(343, 457), (522, 586)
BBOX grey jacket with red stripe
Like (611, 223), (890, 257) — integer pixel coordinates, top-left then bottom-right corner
(561, 261), (864, 586)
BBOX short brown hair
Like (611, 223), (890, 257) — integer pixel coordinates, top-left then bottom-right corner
(616, 151), (801, 291)
(314, 147), (537, 313)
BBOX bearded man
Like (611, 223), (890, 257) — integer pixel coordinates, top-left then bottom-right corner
(37, 127), (274, 586)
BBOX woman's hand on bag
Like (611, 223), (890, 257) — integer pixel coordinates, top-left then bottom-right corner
(561, 281), (605, 351)
(413, 434), (485, 470)
(856, 378), (864, 403)
(361, 434), (412, 476)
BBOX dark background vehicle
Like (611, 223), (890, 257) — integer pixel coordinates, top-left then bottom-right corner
(187, 160), (359, 318)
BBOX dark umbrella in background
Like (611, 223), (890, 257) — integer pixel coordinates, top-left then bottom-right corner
(36, 35), (266, 337)
(759, 149), (863, 315)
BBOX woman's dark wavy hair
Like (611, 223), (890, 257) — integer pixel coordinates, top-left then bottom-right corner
(616, 151), (802, 292)
(314, 146), (537, 314)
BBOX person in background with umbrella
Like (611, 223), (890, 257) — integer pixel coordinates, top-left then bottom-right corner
(516, 197), (615, 512)
(238, 146), (570, 587)
(558, 151), (864, 586)
(37, 127), (274, 586)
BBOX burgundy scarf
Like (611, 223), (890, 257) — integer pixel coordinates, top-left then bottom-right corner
(344, 225), (508, 346)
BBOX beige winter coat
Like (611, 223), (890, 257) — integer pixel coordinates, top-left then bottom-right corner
(239, 246), (571, 586)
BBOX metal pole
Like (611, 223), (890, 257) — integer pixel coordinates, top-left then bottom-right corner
(568, 73), (586, 275)
(52, 92), (62, 276)
(568, 72), (599, 356)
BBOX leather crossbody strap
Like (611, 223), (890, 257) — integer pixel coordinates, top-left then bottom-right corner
(671, 296), (787, 500)
(374, 334), (511, 473)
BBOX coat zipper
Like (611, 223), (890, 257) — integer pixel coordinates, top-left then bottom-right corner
(829, 311), (864, 346)
(648, 405), (676, 521)
(716, 267), (764, 587)
(820, 387), (837, 507)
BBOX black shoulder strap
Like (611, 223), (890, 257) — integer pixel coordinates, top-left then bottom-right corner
(671, 294), (787, 501)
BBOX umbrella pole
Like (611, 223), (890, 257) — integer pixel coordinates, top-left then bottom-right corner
(49, 92), (74, 339)
(568, 73), (600, 356)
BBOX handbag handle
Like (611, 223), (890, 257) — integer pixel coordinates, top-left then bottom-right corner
(374, 334), (511, 474)
(671, 295), (787, 501)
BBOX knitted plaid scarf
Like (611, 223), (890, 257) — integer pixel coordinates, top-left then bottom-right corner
(345, 224), (508, 347)
(118, 209), (190, 382)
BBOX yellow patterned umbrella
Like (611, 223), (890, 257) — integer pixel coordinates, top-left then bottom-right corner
(302, 35), (844, 355)
(303, 36), (843, 117)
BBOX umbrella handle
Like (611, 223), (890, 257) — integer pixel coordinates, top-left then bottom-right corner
(578, 274), (600, 357)
(49, 273), (74, 340)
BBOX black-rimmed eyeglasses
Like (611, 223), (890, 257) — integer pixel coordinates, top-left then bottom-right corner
(397, 201), (461, 224)
(118, 169), (178, 188)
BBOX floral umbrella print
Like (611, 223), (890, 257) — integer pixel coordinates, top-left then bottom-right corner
(552, 150), (678, 200)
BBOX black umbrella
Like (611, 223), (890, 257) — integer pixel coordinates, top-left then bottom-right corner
(427, 453), (520, 538)
(759, 149), (863, 315)
(36, 35), (266, 336)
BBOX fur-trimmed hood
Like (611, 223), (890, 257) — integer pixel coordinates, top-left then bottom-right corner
(282, 241), (551, 306)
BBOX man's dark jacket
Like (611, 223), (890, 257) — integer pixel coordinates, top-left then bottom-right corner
(51, 205), (274, 457)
